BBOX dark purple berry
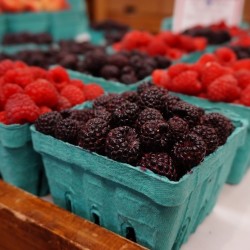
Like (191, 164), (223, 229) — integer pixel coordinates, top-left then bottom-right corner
(111, 101), (140, 127)
(54, 118), (80, 144)
(172, 133), (206, 170)
(191, 125), (219, 155)
(139, 120), (171, 152)
(105, 126), (140, 165)
(200, 112), (234, 145)
(139, 153), (177, 181)
(35, 111), (62, 136)
(100, 65), (120, 79)
(78, 118), (110, 154)
(168, 116), (189, 142)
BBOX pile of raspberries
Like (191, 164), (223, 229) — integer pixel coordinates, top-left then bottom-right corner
(0, 60), (104, 125)
(113, 30), (207, 60)
(35, 84), (234, 181)
(152, 47), (250, 106)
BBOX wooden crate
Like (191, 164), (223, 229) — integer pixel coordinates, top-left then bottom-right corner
(0, 180), (147, 250)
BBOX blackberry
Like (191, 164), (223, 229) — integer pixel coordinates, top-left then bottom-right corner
(120, 74), (138, 84)
(139, 120), (171, 152)
(60, 109), (72, 119)
(168, 116), (189, 143)
(35, 111), (62, 136)
(139, 153), (177, 181)
(93, 94), (118, 109)
(137, 65), (154, 80)
(191, 125), (219, 155)
(163, 95), (181, 115)
(69, 109), (94, 123)
(172, 133), (206, 170)
(100, 65), (120, 79)
(138, 86), (167, 111)
(92, 107), (111, 122)
(107, 54), (129, 68)
(111, 101), (140, 127)
(121, 91), (139, 104)
(83, 50), (107, 73)
(137, 82), (153, 95)
(135, 108), (164, 129)
(121, 66), (134, 75)
(105, 126), (140, 164)
(172, 101), (204, 127)
(154, 55), (171, 69)
(200, 113), (234, 145)
(54, 118), (80, 144)
(105, 95), (126, 113)
(78, 118), (110, 154)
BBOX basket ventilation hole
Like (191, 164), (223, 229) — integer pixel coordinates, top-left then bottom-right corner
(65, 195), (72, 212)
(92, 212), (100, 225)
(125, 227), (136, 243)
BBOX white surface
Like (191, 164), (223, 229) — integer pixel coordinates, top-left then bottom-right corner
(42, 171), (250, 250)
(183, 170), (250, 250)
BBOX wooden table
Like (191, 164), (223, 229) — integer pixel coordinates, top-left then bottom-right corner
(0, 180), (147, 250)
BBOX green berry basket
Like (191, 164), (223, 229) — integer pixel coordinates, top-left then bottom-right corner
(0, 123), (48, 196)
(172, 93), (250, 185)
(0, 0), (89, 42)
(0, 15), (7, 43)
(31, 102), (247, 250)
(67, 69), (151, 93)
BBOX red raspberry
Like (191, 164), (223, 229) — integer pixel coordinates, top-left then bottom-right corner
(5, 93), (40, 124)
(152, 70), (171, 89)
(49, 66), (70, 84)
(198, 93), (208, 99)
(168, 64), (189, 79)
(197, 53), (217, 66)
(120, 31), (153, 50)
(56, 96), (72, 111)
(156, 32), (177, 47)
(61, 85), (85, 106)
(232, 59), (250, 71)
(3, 68), (34, 87)
(25, 79), (59, 108)
(84, 84), (104, 101)
(39, 106), (52, 115)
(207, 74), (241, 102)
(14, 61), (28, 69)
(147, 39), (167, 56)
(215, 48), (237, 66)
(193, 37), (207, 51)
(171, 70), (202, 95)
(201, 62), (231, 89)
(30, 66), (50, 80)
(166, 48), (183, 60)
(177, 35), (196, 52)
(69, 79), (85, 91)
(0, 83), (23, 106)
(0, 111), (8, 124)
(234, 70), (250, 89)
(240, 86), (250, 107)
(0, 60), (15, 77)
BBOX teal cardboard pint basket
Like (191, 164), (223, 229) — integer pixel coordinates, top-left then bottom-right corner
(173, 93), (250, 185)
(0, 123), (48, 196)
(0, 0), (89, 42)
(68, 69), (151, 93)
(31, 104), (247, 250)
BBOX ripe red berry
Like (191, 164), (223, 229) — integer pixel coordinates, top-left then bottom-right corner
(215, 47), (237, 66)
(3, 68), (34, 87)
(240, 86), (250, 106)
(49, 66), (70, 84)
(56, 96), (72, 111)
(5, 93), (40, 124)
(0, 60), (15, 77)
(207, 74), (241, 102)
(0, 111), (8, 124)
(0, 83), (23, 105)
(39, 106), (52, 115)
(25, 79), (59, 108)
(234, 70), (250, 89)
(171, 70), (202, 95)
(69, 79), (85, 91)
(84, 84), (104, 100)
(168, 63), (189, 79)
(61, 85), (85, 106)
